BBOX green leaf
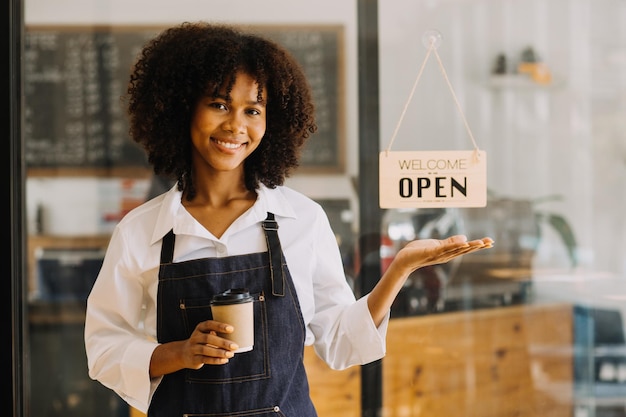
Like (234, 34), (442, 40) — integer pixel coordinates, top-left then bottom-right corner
(543, 213), (578, 267)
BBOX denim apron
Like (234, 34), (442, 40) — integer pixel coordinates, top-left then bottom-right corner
(147, 213), (317, 417)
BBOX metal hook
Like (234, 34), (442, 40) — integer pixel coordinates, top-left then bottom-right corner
(421, 29), (442, 50)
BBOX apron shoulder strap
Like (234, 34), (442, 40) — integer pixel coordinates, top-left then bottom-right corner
(262, 213), (285, 297)
(160, 229), (175, 264)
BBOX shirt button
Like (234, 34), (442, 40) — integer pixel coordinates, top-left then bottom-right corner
(216, 245), (227, 255)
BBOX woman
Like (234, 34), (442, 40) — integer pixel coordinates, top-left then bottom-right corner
(85, 21), (493, 416)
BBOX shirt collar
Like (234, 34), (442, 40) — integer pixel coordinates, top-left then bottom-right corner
(149, 183), (297, 245)
(149, 184), (181, 245)
(253, 184), (298, 220)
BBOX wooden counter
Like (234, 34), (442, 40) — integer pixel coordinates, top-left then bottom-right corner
(382, 303), (573, 417)
(132, 303), (573, 417)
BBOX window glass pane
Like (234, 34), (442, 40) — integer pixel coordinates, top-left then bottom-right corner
(379, 0), (626, 415)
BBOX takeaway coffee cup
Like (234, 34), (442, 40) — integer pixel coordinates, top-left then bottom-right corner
(210, 289), (254, 353)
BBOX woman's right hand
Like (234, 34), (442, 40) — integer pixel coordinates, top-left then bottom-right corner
(183, 320), (240, 368)
(149, 320), (239, 378)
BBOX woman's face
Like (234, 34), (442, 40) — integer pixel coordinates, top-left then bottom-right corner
(190, 72), (267, 175)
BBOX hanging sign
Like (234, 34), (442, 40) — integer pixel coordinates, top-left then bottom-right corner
(379, 150), (487, 208)
(379, 30), (488, 209)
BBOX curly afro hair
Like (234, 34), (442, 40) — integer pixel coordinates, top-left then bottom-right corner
(127, 22), (317, 200)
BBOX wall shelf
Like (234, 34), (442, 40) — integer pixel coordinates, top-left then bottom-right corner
(484, 74), (566, 91)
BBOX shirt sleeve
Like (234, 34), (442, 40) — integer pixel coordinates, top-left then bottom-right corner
(84, 225), (159, 413)
(306, 207), (390, 370)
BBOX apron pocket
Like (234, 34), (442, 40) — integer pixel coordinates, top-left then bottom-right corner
(181, 292), (270, 383)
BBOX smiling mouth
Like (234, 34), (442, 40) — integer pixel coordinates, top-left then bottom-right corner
(214, 138), (245, 149)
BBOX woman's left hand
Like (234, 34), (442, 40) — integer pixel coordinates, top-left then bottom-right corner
(393, 235), (493, 275)
(367, 235), (493, 326)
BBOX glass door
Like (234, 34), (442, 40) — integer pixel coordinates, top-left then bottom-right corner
(377, 1), (626, 416)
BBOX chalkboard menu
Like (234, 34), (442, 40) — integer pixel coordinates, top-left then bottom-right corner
(24, 25), (345, 173)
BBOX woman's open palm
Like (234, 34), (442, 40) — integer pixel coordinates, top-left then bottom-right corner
(394, 235), (493, 275)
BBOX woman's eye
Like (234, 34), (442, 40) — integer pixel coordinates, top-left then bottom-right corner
(209, 102), (227, 110)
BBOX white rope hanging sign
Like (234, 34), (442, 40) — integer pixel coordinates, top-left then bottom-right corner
(379, 30), (487, 209)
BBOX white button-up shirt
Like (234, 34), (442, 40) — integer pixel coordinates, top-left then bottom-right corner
(85, 184), (389, 413)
